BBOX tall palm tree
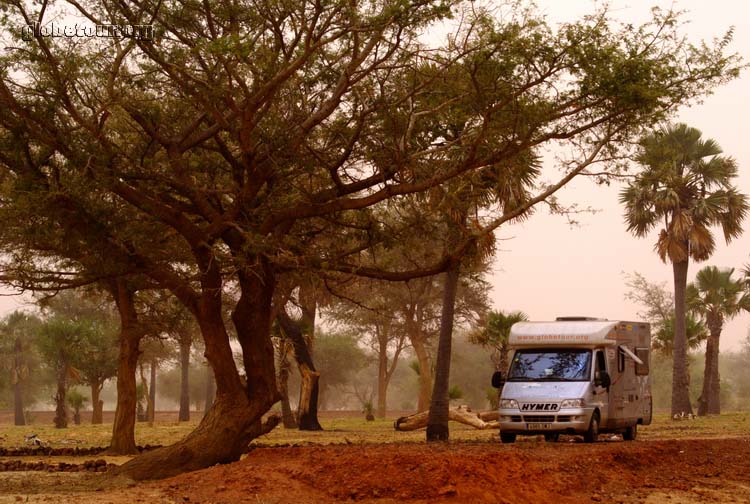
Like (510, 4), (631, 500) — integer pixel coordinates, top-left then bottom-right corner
(687, 266), (750, 415)
(620, 123), (749, 416)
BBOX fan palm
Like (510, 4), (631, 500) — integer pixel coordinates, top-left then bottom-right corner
(652, 313), (708, 356)
(470, 310), (529, 373)
(687, 266), (750, 415)
(620, 123), (749, 416)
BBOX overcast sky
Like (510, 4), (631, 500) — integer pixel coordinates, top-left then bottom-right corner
(490, 0), (750, 351)
(1, 0), (748, 351)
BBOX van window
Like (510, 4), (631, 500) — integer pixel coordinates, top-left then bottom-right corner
(508, 349), (591, 381)
(618, 346), (625, 372)
(595, 350), (606, 375)
(635, 348), (649, 375)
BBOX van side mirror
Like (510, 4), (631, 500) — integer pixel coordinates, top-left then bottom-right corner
(491, 371), (505, 389)
(595, 370), (611, 389)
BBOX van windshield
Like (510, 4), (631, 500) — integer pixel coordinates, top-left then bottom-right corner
(508, 349), (591, 381)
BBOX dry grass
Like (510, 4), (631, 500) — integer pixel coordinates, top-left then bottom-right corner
(0, 410), (747, 450)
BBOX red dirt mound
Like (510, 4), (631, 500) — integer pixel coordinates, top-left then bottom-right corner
(157, 438), (750, 504)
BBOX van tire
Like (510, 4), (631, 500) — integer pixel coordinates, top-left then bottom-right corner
(583, 412), (599, 443)
(544, 433), (559, 442)
(500, 433), (516, 444)
(623, 423), (637, 441)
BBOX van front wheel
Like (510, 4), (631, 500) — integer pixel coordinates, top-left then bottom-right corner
(500, 432), (516, 444)
(544, 433), (559, 442)
(583, 412), (599, 443)
(623, 423), (637, 441)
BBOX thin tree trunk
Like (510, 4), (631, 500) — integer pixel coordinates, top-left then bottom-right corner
(697, 319), (718, 416)
(426, 260), (461, 442)
(204, 363), (215, 416)
(148, 357), (157, 424)
(53, 350), (69, 429)
(411, 335), (432, 412)
(108, 280), (142, 454)
(178, 331), (191, 422)
(706, 321), (722, 415)
(276, 342), (297, 428)
(672, 259), (694, 416)
(277, 310), (323, 431)
(13, 337), (25, 426)
(377, 328), (389, 418)
(91, 380), (104, 424)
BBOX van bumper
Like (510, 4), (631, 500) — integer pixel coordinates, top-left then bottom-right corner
(498, 407), (594, 435)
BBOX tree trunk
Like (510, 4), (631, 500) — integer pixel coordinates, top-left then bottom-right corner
(276, 342), (297, 428)
(114, 262), (280, 480)
(148, 357), (157, 424)
(395, 405), (499, 431)
(53, 350), (69, 429)
(701, 316), (722, 415)
(671, 259), (694, 416)
(277, 310), (323, 431)
(13, 337), (25, 426)
(204, 363), (215, 416)
(377, 331), (389, 418)
(91, 380), (104, 424)
(108, 280), (142, 454)
(426, 260), (461, 442)
(178, 331), (191, 422)
(411, 335), (432, 412)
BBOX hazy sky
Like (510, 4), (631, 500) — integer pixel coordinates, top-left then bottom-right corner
(1, 1), (748, 351)
(490, 0), (750, 351)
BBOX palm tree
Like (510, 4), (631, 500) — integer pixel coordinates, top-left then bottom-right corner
(687, 266), (750, 415)
(470, 310), (529, 373)
(620, 123), (749, 416)
(652, 313), (708, 356)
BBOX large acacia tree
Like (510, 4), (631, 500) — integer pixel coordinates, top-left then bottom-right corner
(0, 0), (741, 478)
(621, 124), (748, 416)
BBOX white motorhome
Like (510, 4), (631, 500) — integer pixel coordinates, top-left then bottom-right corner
(491, 317), (652, 443)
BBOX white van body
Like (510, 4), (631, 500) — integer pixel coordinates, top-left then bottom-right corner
(496, 318), (652, 443)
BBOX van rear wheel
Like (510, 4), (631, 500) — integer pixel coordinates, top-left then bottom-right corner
(500, 432), (516, 444)
(623, 423), (637, 441)
(583, 412), (599, 443)
(544, 433), (559, 442)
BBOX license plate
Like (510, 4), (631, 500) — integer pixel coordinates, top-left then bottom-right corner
(527, 423), (553, 430)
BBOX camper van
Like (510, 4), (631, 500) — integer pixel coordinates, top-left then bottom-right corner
(491, 317), (652, 443)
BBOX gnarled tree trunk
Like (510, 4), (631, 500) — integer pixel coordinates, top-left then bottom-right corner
(276, 341), (297, 428)
(395, 405), (499, 431)
(278, 310), (322, 431)
(114, 264), (280, 480)
(204, 363), (215, 416)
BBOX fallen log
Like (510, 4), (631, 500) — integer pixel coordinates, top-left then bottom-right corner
(394, 405), (500, 431)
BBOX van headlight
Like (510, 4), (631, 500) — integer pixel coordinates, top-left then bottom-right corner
(500, 399), (519, 409)
(560, 398), (585, 408)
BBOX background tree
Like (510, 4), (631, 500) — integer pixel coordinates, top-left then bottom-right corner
(687, 266), (750, 415)
(624, 272), (708, 355)
(470, 310), (528, 373)
(0, 312), (43, 425)
(621, 123), (749, 415)
(67, 388), (89, 425)
(36, 317), (91, 428)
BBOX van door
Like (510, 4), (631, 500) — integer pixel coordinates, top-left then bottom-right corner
(592, 349), (609, 427)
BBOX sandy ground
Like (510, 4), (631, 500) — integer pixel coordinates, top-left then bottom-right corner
(1, 436), (748, 503)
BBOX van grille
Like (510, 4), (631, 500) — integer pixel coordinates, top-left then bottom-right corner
(523, 415), (555, 422)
